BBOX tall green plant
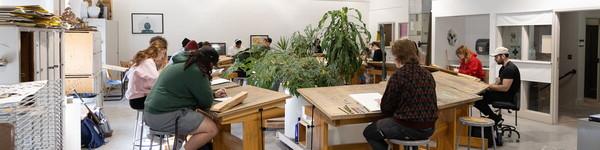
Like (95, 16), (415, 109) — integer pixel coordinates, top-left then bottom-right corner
(319, 7), (371, 82)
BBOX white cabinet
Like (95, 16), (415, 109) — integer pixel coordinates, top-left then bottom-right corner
(0, 25), (64, 85)
(85, 18), (119, 66)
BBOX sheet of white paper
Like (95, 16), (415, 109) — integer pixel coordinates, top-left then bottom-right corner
(211, 78), (231, 85)
(214, 97), (232, 102)
(212, 68), (224, 74)
(349, 93), (382, 112)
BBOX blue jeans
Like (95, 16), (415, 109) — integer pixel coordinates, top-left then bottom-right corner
(363, 118), (434, 150)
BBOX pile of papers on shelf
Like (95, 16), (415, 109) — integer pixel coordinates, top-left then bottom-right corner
(0, 5), (61, 28)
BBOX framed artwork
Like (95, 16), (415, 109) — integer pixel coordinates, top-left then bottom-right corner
(250, 35), (269, 47)
(131, 13), (164, 34)
(210, 42), (227, 55)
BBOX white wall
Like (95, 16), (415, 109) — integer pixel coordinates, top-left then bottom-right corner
(433, 15), (489, 68)
(112, 0), (369, 61)
(0, 26), (20, 84)
(368, 0), (408, 40)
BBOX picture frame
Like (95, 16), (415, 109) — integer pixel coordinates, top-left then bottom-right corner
(131, 13), (164, 34)
(250, 35), (269, 47)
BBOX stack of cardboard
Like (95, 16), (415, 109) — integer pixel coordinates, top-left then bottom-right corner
(0, 5), (61, 28)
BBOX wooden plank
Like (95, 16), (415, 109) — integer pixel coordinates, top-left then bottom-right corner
(217, 86), (290, 118)
(312, 108), (330, 150)
(211, 91), (248, 112)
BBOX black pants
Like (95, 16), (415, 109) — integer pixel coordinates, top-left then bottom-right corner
(129, 96), (146, 110)
(474, 91), (510, 122)
(363, 118), (434, 150)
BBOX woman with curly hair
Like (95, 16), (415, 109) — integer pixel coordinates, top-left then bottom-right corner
(125, 36), (168, 110)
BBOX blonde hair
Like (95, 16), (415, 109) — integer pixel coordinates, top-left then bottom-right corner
(455, 45), (471, 63)
(391, 39), (420, 64)
(132, 40), (168, 70)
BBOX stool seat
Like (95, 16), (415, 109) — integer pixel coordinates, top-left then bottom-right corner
(388, 139), (430, 146)
(460, 117), (495, 127)
(149, 129), (174, 136)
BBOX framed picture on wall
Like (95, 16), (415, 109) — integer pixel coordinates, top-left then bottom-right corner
(250, 35), (269, 47)
(131, 13), (164, 34)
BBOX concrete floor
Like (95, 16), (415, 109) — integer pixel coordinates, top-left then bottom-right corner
(98, 98), (584, 150)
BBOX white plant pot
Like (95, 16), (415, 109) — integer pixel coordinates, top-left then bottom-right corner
(87, 6), (100, 18)
(283, 88), (308, 139)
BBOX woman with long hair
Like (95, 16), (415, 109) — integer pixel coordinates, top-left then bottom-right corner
(125, 37), (168, 110)
(456, 45), (485, 80)
(144, 46), (225, 150)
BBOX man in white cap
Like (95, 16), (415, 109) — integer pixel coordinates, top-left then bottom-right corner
(474, 47), (521, 125)
(227, 39), (244, 56)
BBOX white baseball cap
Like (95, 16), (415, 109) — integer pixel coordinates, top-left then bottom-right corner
(492, 47), (510, 56)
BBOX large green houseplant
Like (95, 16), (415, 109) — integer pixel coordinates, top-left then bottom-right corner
(319, 7), (371, 83)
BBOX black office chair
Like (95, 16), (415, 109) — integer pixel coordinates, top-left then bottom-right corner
(491, 93), (521, 142)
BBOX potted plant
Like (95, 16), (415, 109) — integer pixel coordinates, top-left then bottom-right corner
(318, 7), (371, 83)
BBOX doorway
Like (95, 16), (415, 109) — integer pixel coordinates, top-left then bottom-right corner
(19, 32), (34, 82)
(584, 23), (599, 100)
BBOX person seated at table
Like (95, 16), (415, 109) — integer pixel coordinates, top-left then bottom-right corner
(168, 38), (191, 64)
(456, 45), (485, 80)
(143, 46), (227, 150)
(363, 39), (438, 150)
(474, 47), (521, 125)
(126, 37), (168, 110)
(370, 41), (383, 61)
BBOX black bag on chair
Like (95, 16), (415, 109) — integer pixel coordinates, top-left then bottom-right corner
(470, 126), (503, 147)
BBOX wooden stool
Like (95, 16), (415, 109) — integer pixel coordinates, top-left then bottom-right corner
(387, 139), (430, 150)
(456, 117), (497, 150)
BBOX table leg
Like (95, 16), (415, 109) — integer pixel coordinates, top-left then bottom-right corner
(213, 124), (230, 150)
(242, 113), (263, 150)
(311, 107), (330, 150)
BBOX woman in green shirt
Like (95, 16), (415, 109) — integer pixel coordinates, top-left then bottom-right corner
(144, 46), (226, 150)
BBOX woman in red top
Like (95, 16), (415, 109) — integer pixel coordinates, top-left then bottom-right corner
(456, 45), (485, 80)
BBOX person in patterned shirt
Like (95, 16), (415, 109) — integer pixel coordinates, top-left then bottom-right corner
(363, 39), (438, 150)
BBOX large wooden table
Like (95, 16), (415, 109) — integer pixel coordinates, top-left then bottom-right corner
(212, 85), (290, 150)
(298, 71), (487, 150)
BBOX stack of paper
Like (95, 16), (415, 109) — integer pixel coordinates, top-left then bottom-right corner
(211, 78), (231, 85)
(349, 93), (383, 112)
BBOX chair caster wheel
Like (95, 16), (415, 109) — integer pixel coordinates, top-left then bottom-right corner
(516, 139), (520, 142)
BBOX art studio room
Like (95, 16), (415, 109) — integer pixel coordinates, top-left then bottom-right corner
(2, 0), (600, 150)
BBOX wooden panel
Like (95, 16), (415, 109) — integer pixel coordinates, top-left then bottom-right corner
(330, 143), (372, 150)
(211, 91), (248, 112)
(217, 56), (234, 68)
(64, 32), (94, 75)
(65, 77), (94, 94)
(217, 86), (290, 118)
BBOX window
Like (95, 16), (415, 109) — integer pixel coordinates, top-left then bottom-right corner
(527, 82), (551, 113)
(498, 26), (522, 60)
(528, 25), (552, 61)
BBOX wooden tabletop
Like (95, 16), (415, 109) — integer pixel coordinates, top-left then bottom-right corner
(211, 82), (240, 91)
(432, 71), (488, 94)
(298, 71), (486, 122)
(216, 85), (290, 118)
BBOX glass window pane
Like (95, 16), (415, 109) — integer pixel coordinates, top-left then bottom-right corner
(399, 23), (408, 39)
(499, 26), (522, 60)
(528, 25), (552, 61)
(527, 82), (551, 114)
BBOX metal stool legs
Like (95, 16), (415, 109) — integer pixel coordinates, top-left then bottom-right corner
(132, 110), (145, 150)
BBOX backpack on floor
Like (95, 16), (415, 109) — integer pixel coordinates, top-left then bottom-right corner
(81, 117), (105, 148)
(94, 107), (114, 137)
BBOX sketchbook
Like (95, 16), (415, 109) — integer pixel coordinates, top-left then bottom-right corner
(349, 93), (382, 112)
